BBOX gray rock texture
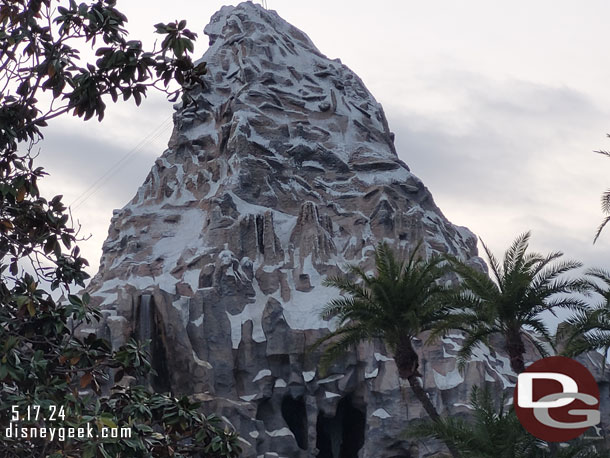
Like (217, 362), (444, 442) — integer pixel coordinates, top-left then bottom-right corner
(85, 3), (608, 457)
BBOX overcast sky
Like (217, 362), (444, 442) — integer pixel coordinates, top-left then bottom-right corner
(38, 0), (610, 294)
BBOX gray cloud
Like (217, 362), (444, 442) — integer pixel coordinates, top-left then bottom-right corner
(39, 131), (155, 201)
(390, 76), (605, 201)
(31, 94), (176, 272)
(386, 75), (610, 290)
(37, 94), (174, 208)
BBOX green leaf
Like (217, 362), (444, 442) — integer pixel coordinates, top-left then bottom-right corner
(99, 415), (117, 429)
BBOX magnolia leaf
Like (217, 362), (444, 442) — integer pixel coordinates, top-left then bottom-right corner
(80, 372), (93, 388)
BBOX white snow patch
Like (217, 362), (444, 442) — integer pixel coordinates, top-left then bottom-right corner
(263, 263), (283, 273)
(374, 353), (393, 362)
(280, 254), (340, 330)
(303, 371), (316, 382)
(249, 431), (259, 439)
(318, 374), (344, 384)
(442, 335), (516, 388)
(98, 292), (118, 307)
(266, 427), (294, 438)
(433, 367), (464, 390)
(238, 437), (252, 447)
(253, 369), (272, 382)
(221, 416), (236, 430)
(226, 311), (244, 349)
(441, 336), (461, 357)
(191, 315), (203, 327)
(192, 351), (213, 369)
(172, 297), (190, 328)
(302, 160), (325, 170)
(204, 158), (226, 199)
(325, 391), (341, 399)
(371, 408), (391, 419)
(183, 268), (200, 292)
(365, 368), (379, 379)
(356, 167), (412, 186)
(150, 208), (208, 281)
(228, 192), (296, 247)
(274, 378), (287, 388)
(106, 315), (127, 324)
(469, 345), (516, 388)
(226, 278), (270, 349)
(240, 394), (257, 402)
(453, 403), (475, 410)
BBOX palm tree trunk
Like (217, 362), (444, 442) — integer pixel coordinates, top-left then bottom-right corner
(406, 375), (461, 458)
(406, 374), (440, 421)
(395, 339), (461, 458)
(506, 331), (526, 374)
(506, 331), (564, 455)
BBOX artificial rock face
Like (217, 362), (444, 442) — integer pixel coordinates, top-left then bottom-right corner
(84, 3), (605, 457)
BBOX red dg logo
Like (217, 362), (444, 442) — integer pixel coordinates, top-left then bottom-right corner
(514, 356), (600, 442)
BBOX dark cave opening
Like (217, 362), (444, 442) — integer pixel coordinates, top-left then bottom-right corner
(135, 295), (171, 393)
(316, 396), (365, 458)
(281, 395), (308, 450)
(150, 326), (171, 393)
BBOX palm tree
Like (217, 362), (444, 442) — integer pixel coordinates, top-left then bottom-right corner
(559, 268), (610, 452)
(311, 242), (460, 457)
(405, 386), (608, 458)
(593, 146), (610, 244)
(436, 231), (587, 374)
(563, 267), (610, 359)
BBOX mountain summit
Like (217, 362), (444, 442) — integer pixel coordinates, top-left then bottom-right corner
(84, 3), (534, 457)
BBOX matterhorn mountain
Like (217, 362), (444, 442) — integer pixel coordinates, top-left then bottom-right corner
(84, 3), (607, 457)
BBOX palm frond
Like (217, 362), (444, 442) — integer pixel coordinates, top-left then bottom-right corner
(522, 320), (554, 357)
(593, 152), (610, 237)
(405, 385), (538, 458)
(601, 189), (610, 215)
(585, 267), (610, 296)
(374, 241), (404, 282)
(313, 325), (374, 375)
(529, 251), (566, 276)
(437, 231), (590, 376)
(323, 273), (371, 299)
(450, 258), (500, 302)
(404, 415), (476, 455)
(562, 270), (610, 357)
(479, 237), (504, 290)
(594, 215), (610, 244)
(406, 383), (610, 457)
(595, 147), (610, 158)
(538, 296), (588, 314)
(503, 231), (531, 274)
(456, 326), (495, 372)
(562, 322), (610, 356)
(314, 241), (453, 378)
(320, 296), (380, 326)
(532, 260), (582, 291)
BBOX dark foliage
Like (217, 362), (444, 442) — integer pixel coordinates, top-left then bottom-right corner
(0, 1), (240, 456)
